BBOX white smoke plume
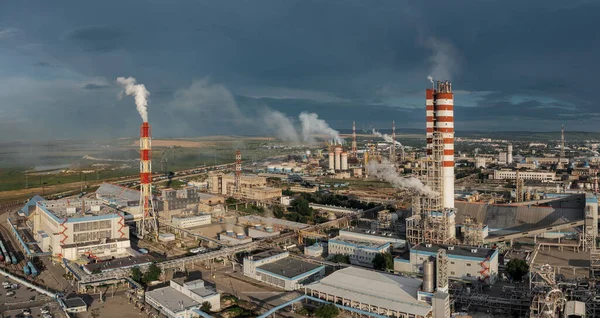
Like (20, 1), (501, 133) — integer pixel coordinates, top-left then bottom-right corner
(372, 129), (402, 146)
(424, 37), (460, 80)
(368, 160), (437, 197)
(299, 112), (342, 144)
(116, 77), (150, 122)
(427, 75), (434, 84)
(262, 110), (300, 142)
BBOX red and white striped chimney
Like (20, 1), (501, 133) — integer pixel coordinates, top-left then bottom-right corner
(140, 122), (152, 219)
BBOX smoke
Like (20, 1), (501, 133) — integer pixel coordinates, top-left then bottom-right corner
(262, 110), (300, 142)
(116, 77), (150, 122)
(372, 129), (402, 146)
(424, 37), (460, 81)
(427, 75), (434, 84)
(368, 160), (436, 197)
(299, 112), (342, 144)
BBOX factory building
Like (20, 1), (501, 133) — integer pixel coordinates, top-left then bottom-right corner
(218, 230), (252, 245)
(30, 199), (131, 260)
(498, 152), (508, 165)
(95, 183), (141, 218)
(474, 157), (486, 169)
(304, 243), (324, 257)
(171, 214), (211, 229)
(493, 170), (556, 181)
(145, 277), (220, 318)
(328, 229), (405, 268)
(243, 250), (325, 291)
(247, 224), (280, 238)
(329, 145), (349, 172)
(239, 186), (282, 201)
(304, 267), (439, 318)
(208, 173), (267, 196)
(394, 243), (499, 284)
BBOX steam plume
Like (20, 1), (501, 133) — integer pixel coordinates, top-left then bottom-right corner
(368, 160), (436, 197)
(372, 129), (402, 146)
(427, 75), (434, 84)
(299, 112), (342, 144)
(262, 110), (300, 142)
(117, 77), (149, 122)
(424, 37), (460, 80)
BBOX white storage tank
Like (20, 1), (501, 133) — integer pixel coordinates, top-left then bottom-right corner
(158, 233), (175, 242)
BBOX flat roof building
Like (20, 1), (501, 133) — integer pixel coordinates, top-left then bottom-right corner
(30, 198), (131, 260)
(62, 297), (87, 313)
(328, 229), (405, 268)
(394, 243), (499, 284)
(145, 278), (220, 318)
(304, 267), (433, 318)
(244, 250), (325, 291)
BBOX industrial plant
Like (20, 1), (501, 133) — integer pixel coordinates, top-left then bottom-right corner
(1, 78), (598, 318)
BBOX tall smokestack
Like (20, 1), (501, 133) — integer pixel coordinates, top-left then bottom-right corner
(391, 120), (396, 163)
(351, 121), (357, 159)
(334, 145), (342, 171)
(561, 124), (565, 159)
(235, 150), (242, 194)
(427, 81), (454, 209)
(139, 122), (157, 238)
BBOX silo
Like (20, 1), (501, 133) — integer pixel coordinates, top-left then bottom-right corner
(329, 152), (335, 171)
(341, 152), (348, 171)
(334, 145), (342, 170)
(423, 260), (435, 293)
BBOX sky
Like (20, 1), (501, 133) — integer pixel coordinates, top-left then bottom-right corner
(0, 0), (598, 140)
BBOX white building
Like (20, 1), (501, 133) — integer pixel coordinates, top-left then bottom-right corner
(474, 157), (486, 169)
(498, 152), (507, 165)
(304, 243), (324, 257)
(304, 267), (435, 318)
(243, 250), (325, 291)
(172, 214), (211, 229)
(493, 170), (556, 181)
(328, 229), (405, 268)
(394, 243), (499, 284)
(30, 199), (131, 260)
(145, 278), (220, 318)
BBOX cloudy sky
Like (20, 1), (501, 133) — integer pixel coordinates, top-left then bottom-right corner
(0, 0), (598, 140)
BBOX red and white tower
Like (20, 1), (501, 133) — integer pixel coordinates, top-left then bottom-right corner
(391, 120), (396, 163)
(139, 122), (158, 239)
(351, 121), (357, 159)
(426, 81), (455, 209)
(235, 149), (242, 194)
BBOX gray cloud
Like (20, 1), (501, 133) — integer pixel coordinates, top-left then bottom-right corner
(82, 83), (110, 90)
(61, 25), (125, 52)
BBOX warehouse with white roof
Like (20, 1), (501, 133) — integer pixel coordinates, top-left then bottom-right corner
(304, 267), (439, 318)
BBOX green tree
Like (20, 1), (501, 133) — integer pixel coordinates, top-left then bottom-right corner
(329, 254), (350, 264)
(131, 266), (143, 283)
(314, 304), (339, 318)
(225, 197), (237, 204)
(372, 253), (394, 270)
(142, 263), (162, 283)
(506, 259), (529, 281)
(273, 205), (284, 218)
(200, 301), (212, 312)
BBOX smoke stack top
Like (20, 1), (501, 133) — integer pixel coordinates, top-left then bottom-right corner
(117, 76), (150, 122)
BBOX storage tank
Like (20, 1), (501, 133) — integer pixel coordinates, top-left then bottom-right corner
(254, 224), (263, 230)
(422, 260), (435, 293)
(267, 166), (275, 172)
(236, 232), (245, 239)
(226, 230), (234, 236)
(265, 226), (274, 233)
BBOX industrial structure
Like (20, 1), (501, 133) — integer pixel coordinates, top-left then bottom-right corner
(328, 144), (349, 172)
(407, 80), (457, 246)
(145, 277), (221, 317)
(139, 122), (158, 239)
(351, 121), (357, 159)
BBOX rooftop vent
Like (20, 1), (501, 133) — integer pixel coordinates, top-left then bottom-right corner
(448, 246), (455, 251)
(471, 248), (478, 253)
(425, 244), (432, 248)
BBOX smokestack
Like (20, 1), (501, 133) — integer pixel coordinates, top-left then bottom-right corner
(235, 150), (241, 194)
(427, 81), (454, 209)
(391, 120), (396, 163)
(328, 150), (335, 171)
(139, 121), (157, 236)
(507, 144), (513, 165)
(351, 121), (357, 159)
(341, 152), (348, 171)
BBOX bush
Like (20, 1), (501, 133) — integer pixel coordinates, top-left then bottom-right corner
(329, 254), (350, 264)
(200, 301), (212, 312)
(314, 304), (339, 318)
(372, 253), (394, 270)
(506, 259), (529, 281)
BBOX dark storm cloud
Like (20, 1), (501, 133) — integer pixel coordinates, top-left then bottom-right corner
(82, 83), (110, 90)
(0, 0), (598, 140)
(61, 25), (125, 52)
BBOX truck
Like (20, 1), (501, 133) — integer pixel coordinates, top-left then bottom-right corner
(23, 264), (31, 275)
(9, 252), (17, 265)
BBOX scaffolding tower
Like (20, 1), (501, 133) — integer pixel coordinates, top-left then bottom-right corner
(591, 249), (600, 279)
(584, 202), (598, 251)
(436, 249), (449, 292)
(462, 216), (485, 246)
(516, 170), (524, 203)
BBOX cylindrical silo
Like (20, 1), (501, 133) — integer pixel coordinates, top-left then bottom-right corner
(334, 146), (342, 170)
(329, 152), (335, 170)
(341, 152), (348, 171)
(423, 260), (435, 293)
